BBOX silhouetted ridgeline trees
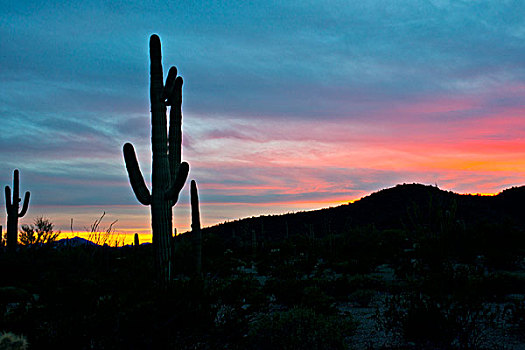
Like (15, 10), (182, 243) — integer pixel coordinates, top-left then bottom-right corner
(203, 183), (525, 245)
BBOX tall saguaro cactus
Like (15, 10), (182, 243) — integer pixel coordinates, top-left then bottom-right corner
(5, 169), (30, 250)
(190, 180), (202, 276)
(123, 35), (189, 285)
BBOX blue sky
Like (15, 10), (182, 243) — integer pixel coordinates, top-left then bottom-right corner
(1, 0), (524, 240)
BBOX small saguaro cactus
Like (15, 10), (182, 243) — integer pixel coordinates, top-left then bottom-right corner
(5, 169), (30, 250)
(134, 233), (140, 247)
(190, 180), (202, 275)
(252, 229), (257, 257)
(123, 34), (189, 285)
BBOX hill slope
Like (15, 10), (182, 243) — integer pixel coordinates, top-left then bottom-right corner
(201, 183), (525, 243)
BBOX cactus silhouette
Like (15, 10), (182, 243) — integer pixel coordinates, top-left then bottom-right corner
(123, 34), (189, 285)
(190, 180), (202, 275)
(4, 169), (30, 250)
(134, 233), (140, 246)
(252, 229), (257, 258)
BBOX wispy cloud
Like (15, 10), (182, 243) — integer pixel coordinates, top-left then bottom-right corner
(1, 0), (524, 235)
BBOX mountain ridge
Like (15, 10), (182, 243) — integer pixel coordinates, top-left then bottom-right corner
(200, 183), (525, 243)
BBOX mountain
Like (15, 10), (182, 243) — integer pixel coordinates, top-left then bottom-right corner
(201, 183), (525, 243)
(54, 237), (98, 248)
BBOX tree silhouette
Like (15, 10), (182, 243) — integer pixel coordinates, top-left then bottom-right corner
(19, 217), (60, 245)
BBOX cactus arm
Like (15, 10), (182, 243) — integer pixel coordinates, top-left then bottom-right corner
(18, 192), (30, 217)
(163, 66), (177, 105)
(149, 34), (168, 166)
(168, 75), (183, 181)
(123, 143), (151, 205)
(165, 161), (189, 203)
(190, 180), (202, 275)
(190, 180), (201, 231)
(5, 186), (12, 209)
(13, 169), (19, 206)
(149, 35), (165, 105)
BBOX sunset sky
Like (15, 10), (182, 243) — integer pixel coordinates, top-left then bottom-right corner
(1, 0), (524, 242)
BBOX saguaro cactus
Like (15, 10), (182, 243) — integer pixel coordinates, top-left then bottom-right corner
(5, 169), (30, 250)
(123, 35), (189, 285)
(190, 180), (202, 275)
(252, 229), (257, 258)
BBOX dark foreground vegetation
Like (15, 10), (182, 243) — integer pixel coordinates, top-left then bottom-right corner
(1, 184), (525, 349)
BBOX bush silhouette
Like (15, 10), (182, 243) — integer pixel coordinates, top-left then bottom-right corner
(19, 217), (60, 245)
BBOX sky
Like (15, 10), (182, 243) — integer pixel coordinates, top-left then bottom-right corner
(1, 0), (524, 242)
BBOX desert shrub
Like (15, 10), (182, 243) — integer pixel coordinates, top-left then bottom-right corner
(348, 274), (384, 291)
(300, 286), (336, 315)
(481, 272), (525, 301)
(113, 279), (215, 348)
(264, 278), (309, 306)
(0, 332), (28, 350)
(270, 260), (302, 280)
(448, 302), (508, 349)
(320, 274), (384, 303)
(172, 235), (194, 275)
(291, 254), (320, 275)
(472, 223), (525, 269)
(376, 292), (508, 349)
(19, 217), (60, 246)
(376, 293), (452, 346)
(202, 233), (234, 276)
(506, 299), (525, 341)
(0, 287), (32, 304)
(322, 275), (353, 301)
(348, 289), (376, 307)
(417, 263), (485, 302)
(211, 303), (247, 346)
(339, 225), (382, 272)
(247, 307), (355, 350)
(207, 275), (265, 308)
